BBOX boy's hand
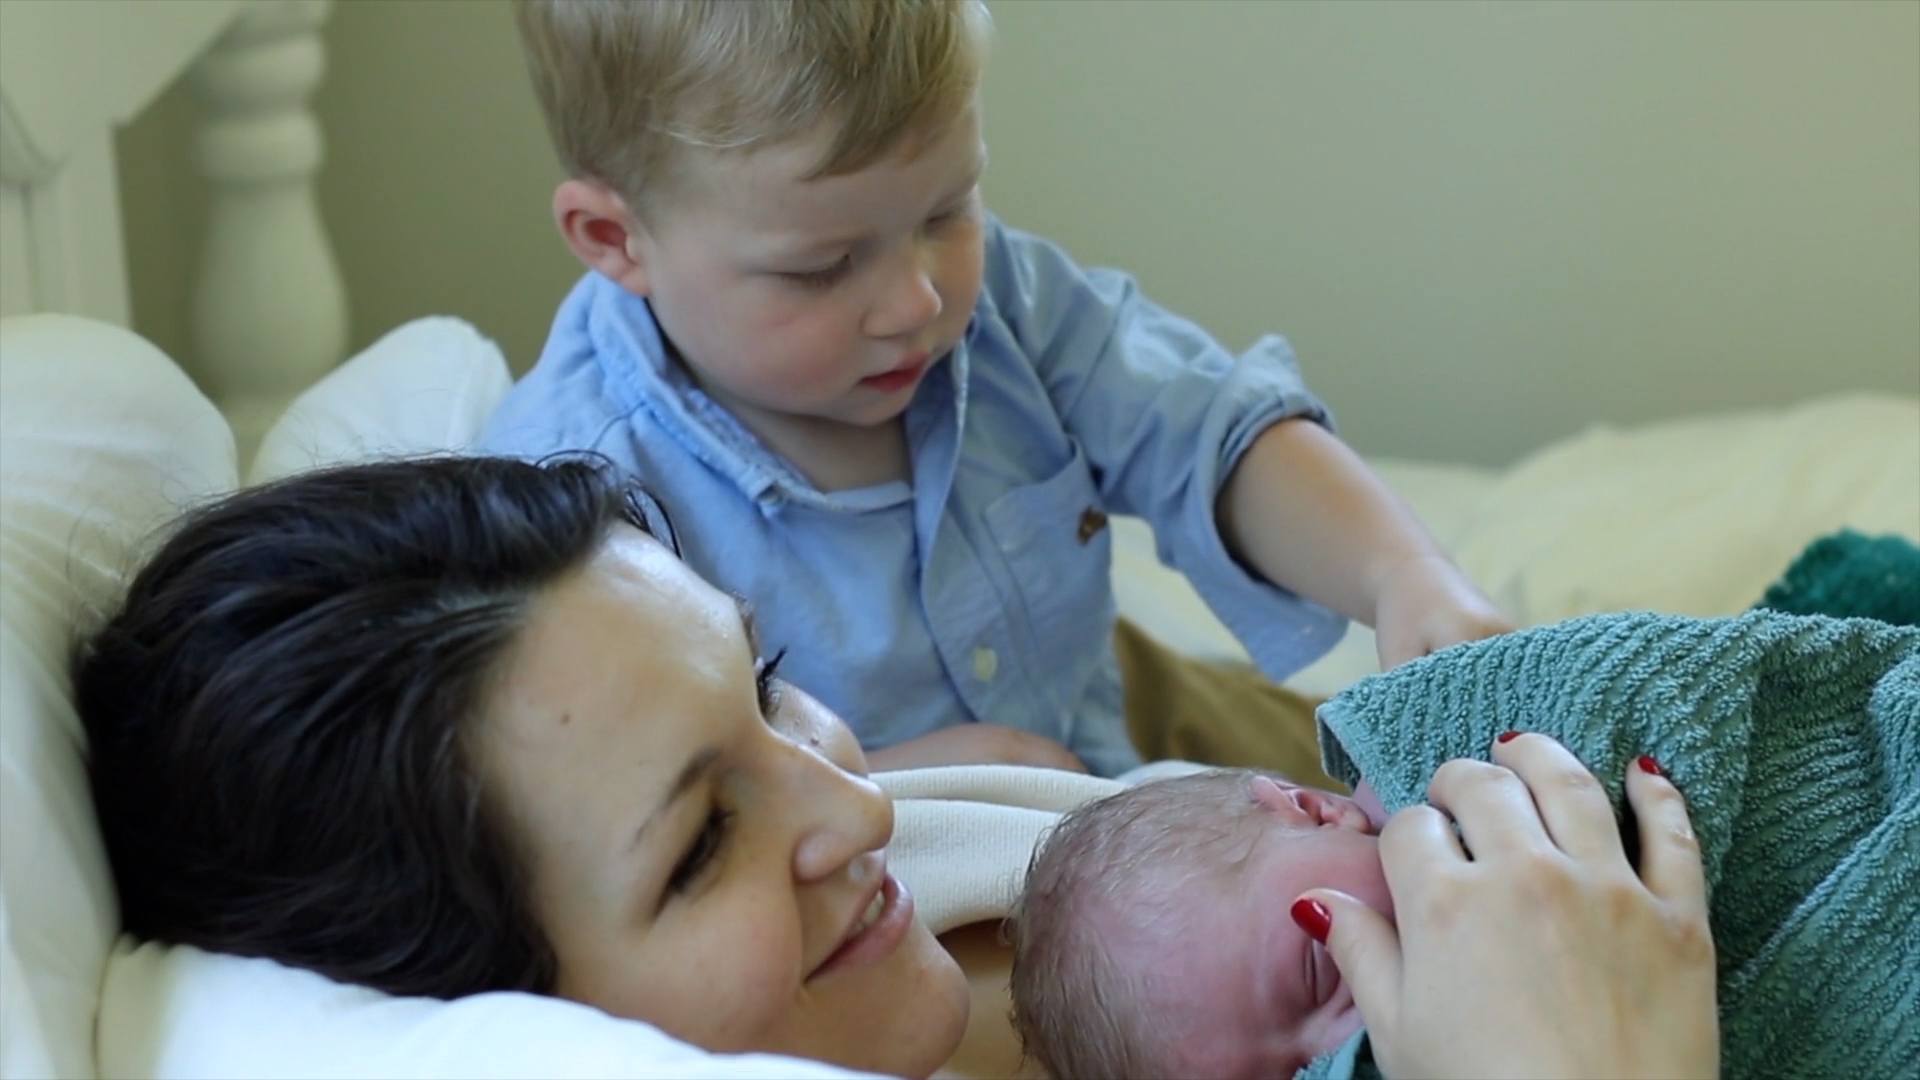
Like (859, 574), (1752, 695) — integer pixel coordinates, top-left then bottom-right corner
(1371, 554), (1513, 670)
(867, 724), (1089, 774)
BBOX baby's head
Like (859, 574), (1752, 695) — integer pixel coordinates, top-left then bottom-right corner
(516, 0), (994, 436)
(1009, 771), (1392, 1079)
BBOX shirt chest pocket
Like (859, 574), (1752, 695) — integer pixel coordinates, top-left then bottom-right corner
(981, 442), (1115, 679)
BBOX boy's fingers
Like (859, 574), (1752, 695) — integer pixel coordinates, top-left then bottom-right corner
(1296, 889), (1402, 1041)
(1625, 757), (1709, 918)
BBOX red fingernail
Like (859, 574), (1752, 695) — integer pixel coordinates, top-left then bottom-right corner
(1636, 755), (1664, 777)
(1496, 730), (1522, 744)
(1290, 898), (1332, 943)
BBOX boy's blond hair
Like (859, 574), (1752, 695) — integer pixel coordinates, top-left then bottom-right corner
(516, 0), (991, 214)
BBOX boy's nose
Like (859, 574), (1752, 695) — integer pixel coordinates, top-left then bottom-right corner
(864, 252), (942, 340)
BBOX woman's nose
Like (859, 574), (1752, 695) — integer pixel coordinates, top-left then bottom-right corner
(863, 245), (942, 340)
(786, 744), (895, 883)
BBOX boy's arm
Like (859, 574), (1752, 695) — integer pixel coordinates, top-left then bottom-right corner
(865, 724), (1088, 774)
(982, 216), (1502, 673)
(1217, 418), (1511, 668)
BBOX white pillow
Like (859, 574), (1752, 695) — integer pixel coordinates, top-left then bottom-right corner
(101, 943), (872, 1080)
(249, 316), (513, 483)
(0, 314), (237, 1080)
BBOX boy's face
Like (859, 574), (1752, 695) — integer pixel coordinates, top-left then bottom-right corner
(1138, 779), (1393, 1078)
(626, 104), (988, 439)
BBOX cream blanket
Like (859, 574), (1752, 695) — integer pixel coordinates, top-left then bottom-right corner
(878, 766), (1126, 933)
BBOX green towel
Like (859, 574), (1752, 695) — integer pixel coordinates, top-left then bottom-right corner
(1298, 610), (1919, 1080)
(1756, 529), (1920, 627)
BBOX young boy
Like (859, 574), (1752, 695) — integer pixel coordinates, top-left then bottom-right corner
(483, 0), (1508, 777)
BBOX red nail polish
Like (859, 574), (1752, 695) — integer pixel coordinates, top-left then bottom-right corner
(1290, 898), (1332, 943)
(1636, 755), (1664, 777)
(1497, 730), (1522, 744)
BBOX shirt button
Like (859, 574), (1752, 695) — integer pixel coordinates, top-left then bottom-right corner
(971, 646), (999, 682)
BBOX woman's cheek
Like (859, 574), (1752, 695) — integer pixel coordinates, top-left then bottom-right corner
(695, 899), (809, 1045)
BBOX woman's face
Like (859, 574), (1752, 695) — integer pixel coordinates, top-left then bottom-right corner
(476, 528), (970, 1077)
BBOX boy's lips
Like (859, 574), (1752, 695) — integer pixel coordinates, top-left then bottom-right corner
(859, 352), (932, 393)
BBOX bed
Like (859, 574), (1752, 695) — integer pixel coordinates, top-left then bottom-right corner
(3, 4), (1916, 1080)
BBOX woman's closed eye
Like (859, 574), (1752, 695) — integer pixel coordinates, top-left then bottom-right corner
(666, 807), (733, 897)
(662, 649), (785, 900)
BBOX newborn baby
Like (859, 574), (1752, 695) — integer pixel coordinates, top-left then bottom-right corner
(1009, 612), (1920, 1080)
(1008, 770), (1391, 1080)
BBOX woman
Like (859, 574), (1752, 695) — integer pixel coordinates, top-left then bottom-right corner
(75, 457), (1716, 1078)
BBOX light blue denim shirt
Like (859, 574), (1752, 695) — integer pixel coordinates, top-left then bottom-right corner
(481, 217), (1345, 777)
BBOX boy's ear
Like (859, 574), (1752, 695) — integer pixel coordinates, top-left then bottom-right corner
(554, 179), (652, 295)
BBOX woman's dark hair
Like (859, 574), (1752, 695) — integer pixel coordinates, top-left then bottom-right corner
(73, 456), (667, 999)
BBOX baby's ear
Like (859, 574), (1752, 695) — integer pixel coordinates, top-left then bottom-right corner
(1249, 775), (1302, 814)
(553, 179), (651, 294)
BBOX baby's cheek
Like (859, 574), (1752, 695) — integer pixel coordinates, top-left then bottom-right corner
(1158, 949), (1276, 1075)
(1296, 1000), (1366, 1070)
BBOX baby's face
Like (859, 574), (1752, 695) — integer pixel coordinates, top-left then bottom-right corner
(1144, 778), (1393, 1078)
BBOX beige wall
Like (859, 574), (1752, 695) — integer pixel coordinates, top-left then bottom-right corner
(120, 0), (1918, 464)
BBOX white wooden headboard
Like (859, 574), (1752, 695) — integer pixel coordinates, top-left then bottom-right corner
(0, 0), (347, 454)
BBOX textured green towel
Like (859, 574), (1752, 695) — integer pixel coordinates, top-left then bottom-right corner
(1756, 529), (1920, 627)
(1298, 610), (1920, 1080)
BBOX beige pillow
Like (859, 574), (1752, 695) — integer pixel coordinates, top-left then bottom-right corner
(0, 314), (237, 1080)
(250, 316), (512, 482)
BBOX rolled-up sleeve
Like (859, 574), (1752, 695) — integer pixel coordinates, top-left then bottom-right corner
(985, 218), (1348, 680)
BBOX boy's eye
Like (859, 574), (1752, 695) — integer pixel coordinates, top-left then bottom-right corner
(781, 256), (851, 290)
(928, 202), (970, 228)
(929, 188), (980, 229)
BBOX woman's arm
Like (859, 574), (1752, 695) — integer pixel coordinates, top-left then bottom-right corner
(1297, 734), (1718, 1079)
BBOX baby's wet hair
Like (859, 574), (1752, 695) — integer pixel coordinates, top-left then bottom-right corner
(1006, 769), (1279, 1079)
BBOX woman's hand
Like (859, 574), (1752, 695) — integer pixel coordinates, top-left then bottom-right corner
(1371, 554), (1513, 670)
(866, 724), (1088, 774)
(1296, 734), (1718, 1080)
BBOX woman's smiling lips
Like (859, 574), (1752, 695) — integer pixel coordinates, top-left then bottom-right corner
(808, 873), (914, 982)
